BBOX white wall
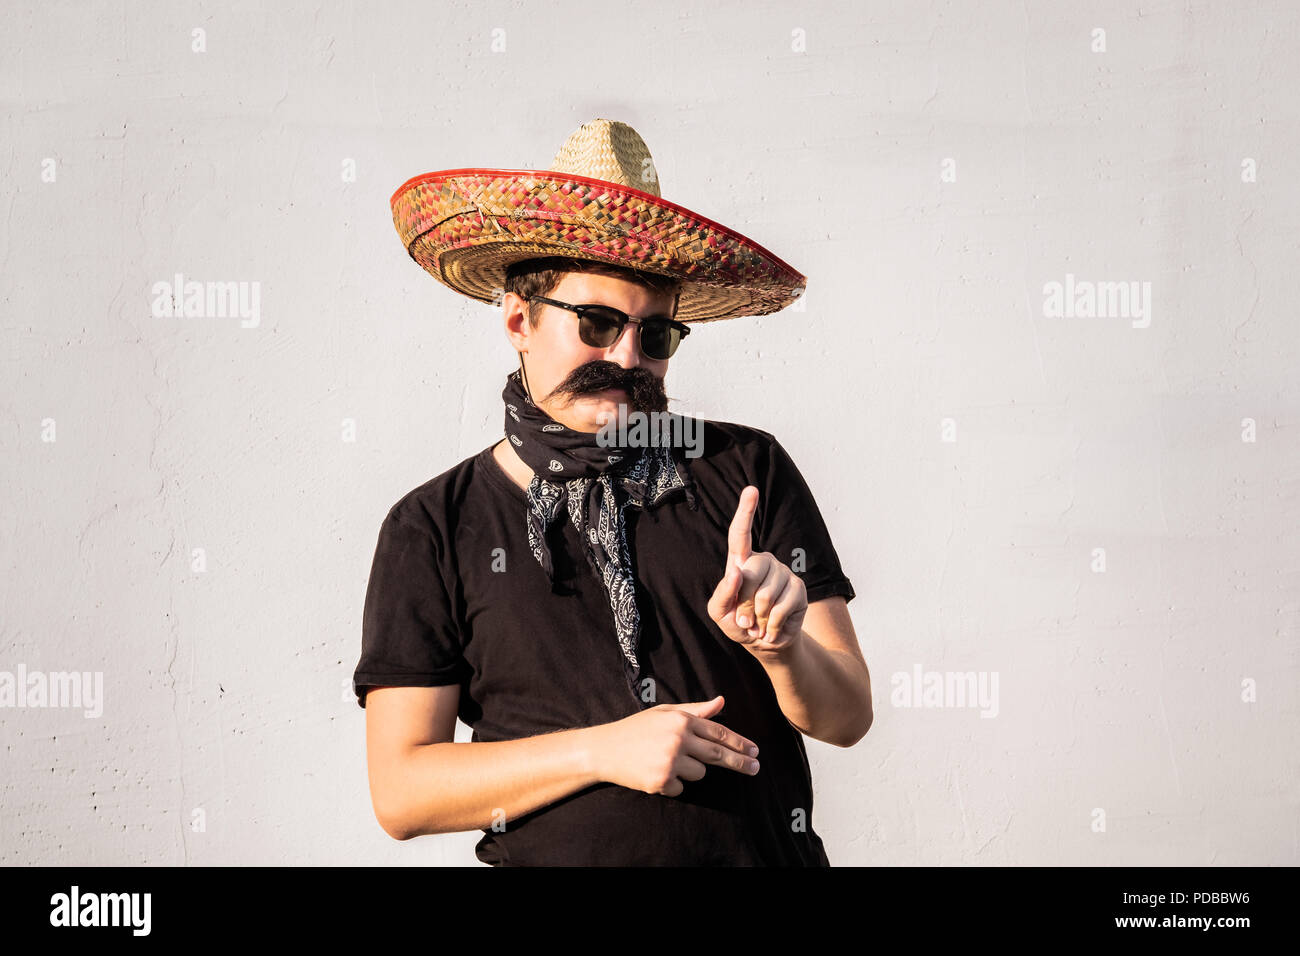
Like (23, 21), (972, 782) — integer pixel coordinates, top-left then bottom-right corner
(1, 0), (1296, 865)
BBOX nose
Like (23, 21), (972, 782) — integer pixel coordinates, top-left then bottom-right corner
(603, 319), (642, 368)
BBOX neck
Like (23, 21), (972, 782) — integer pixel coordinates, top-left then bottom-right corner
(493, 437), (535, 492)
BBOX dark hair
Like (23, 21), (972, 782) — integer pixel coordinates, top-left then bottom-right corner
(503, 256), (683, 329)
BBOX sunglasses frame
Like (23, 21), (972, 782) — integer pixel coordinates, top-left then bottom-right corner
(526, 295), (691, 360)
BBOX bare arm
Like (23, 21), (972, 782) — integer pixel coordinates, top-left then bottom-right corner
(364, 685), (760, 841)
(745, 596), (873, 748)
(365, 685), (601, 840)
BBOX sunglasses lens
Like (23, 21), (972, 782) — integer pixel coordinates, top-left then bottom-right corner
(578, 307), (624, 348)
(640, 321), (682, 360)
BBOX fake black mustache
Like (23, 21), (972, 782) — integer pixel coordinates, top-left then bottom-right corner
(545, 360), (669, 414)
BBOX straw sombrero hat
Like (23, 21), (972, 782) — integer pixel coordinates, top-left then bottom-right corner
(389, 118), (806, 323)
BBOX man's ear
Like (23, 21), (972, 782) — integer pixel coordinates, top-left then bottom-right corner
(504, 293), (532, 351)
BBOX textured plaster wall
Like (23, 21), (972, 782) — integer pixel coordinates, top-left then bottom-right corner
(1, 0), (1296, 865)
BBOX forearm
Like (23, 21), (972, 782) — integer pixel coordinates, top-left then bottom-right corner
(747, 631), (872, 747)
(378, 727), (602, 839)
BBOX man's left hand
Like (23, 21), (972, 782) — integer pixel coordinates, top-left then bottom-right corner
(707, 485), (807, 653)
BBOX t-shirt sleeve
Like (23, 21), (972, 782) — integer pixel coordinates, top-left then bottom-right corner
(753, 430), (857, 606)
(352, 508), (469, 709)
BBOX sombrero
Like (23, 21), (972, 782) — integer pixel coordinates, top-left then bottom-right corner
(389, 118), (807, 323)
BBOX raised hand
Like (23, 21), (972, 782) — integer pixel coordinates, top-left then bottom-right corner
(706, 485), (807, 653)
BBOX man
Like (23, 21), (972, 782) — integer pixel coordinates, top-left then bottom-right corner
(354, 119), (872, 865)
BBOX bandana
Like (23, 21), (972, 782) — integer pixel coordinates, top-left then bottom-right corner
(502, 368), (698, 688)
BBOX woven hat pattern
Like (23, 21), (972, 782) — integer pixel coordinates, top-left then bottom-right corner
(547, 118), (663, 197)
(390, 119), (806, 323)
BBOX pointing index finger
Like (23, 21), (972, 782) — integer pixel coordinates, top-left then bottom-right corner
(728, 485), (758, 569)
(690, 715), (760, 760)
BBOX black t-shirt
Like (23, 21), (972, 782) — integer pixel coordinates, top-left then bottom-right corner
(353, 418), (856, 866)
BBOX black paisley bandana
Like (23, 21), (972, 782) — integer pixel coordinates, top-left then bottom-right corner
(502, 368), (698, 688)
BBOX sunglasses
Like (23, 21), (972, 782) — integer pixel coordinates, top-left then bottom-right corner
(527, 295), (691, 361)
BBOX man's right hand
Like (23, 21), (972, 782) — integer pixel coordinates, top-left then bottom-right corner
(586, 695), (761, 797)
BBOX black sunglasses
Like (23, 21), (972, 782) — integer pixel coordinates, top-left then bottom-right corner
(527, 295), (691, 360)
